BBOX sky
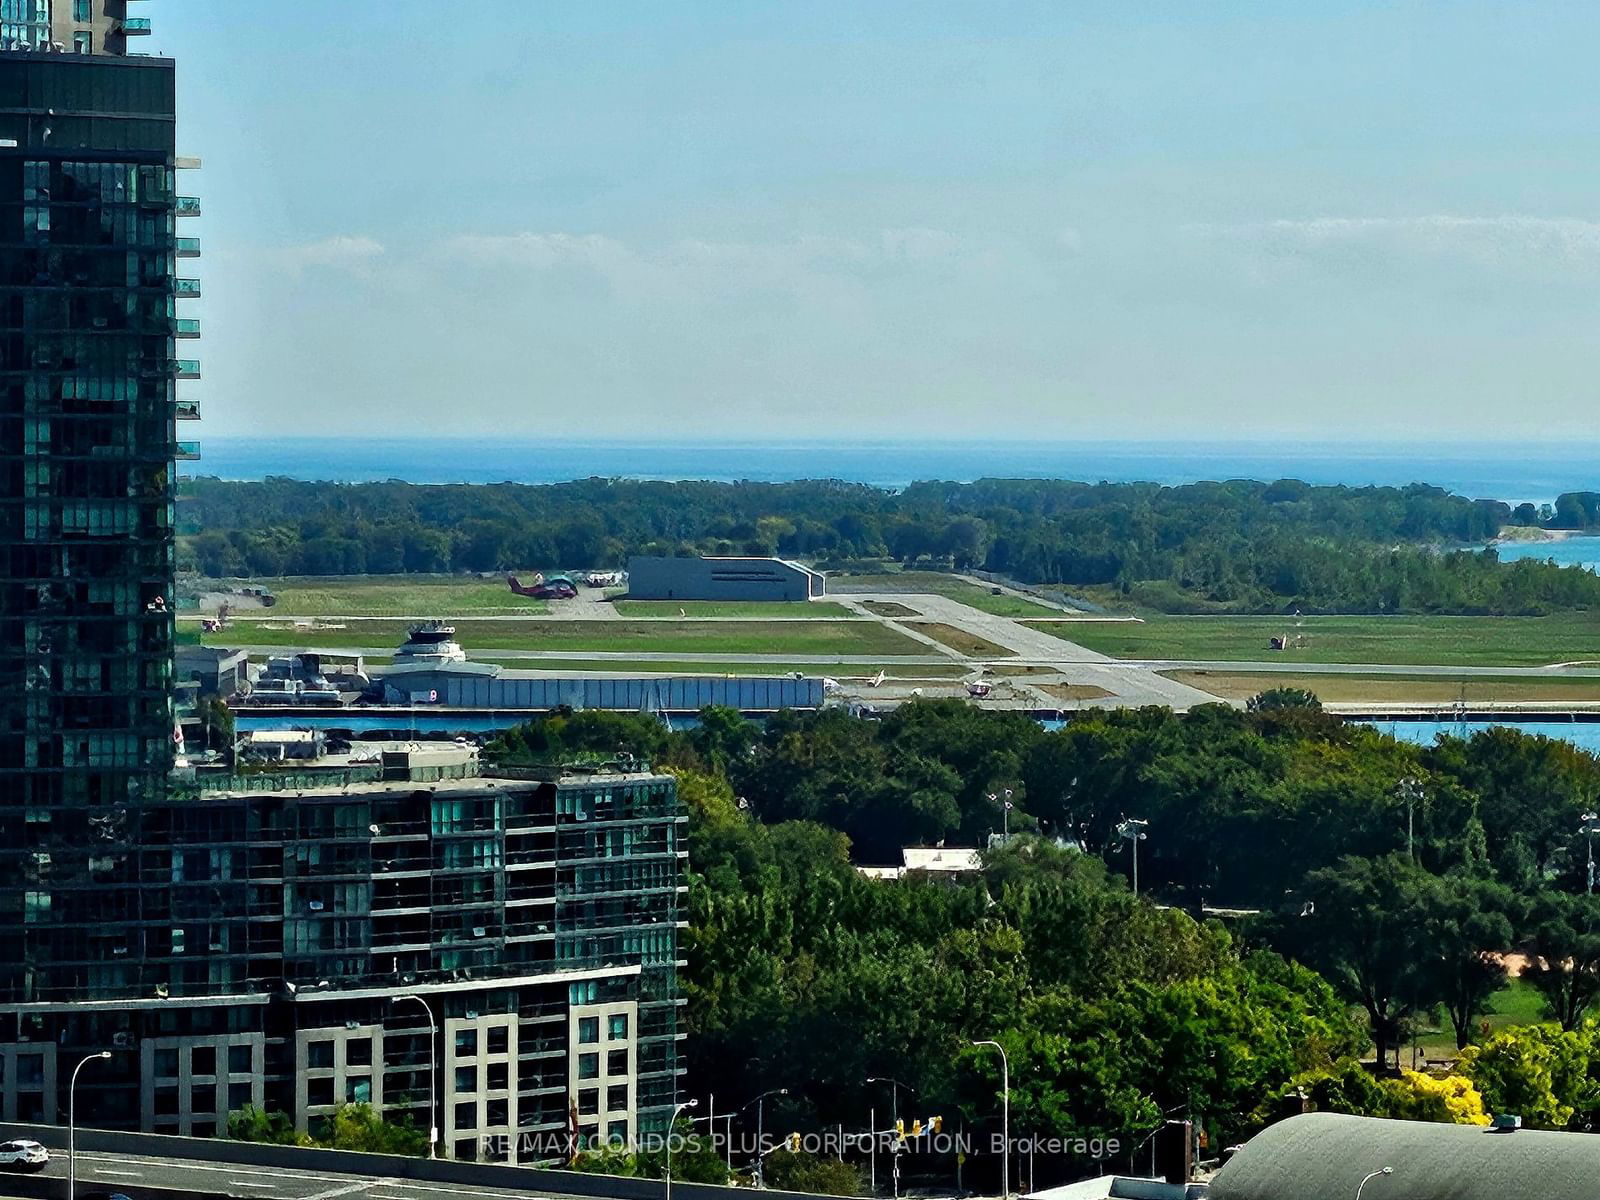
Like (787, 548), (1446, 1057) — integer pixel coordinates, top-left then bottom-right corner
(157, 1), (1600, 443)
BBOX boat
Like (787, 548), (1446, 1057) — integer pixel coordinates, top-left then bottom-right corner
(393, 620), (466, 666)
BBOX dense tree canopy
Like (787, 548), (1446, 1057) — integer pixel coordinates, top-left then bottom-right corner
(179, 475), (1600, 613)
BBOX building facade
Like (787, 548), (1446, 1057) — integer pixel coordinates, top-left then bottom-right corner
(627, 555), (826, 602)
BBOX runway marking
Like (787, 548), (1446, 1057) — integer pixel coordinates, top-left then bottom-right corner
(229, 1181), (279, 1190)
(91, 1168), (143, 1178)
(304, 1182), (375, 1200)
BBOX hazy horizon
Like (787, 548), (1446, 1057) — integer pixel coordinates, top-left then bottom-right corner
(158, 2), (1600, 443)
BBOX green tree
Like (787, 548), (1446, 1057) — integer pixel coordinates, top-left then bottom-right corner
(1524, 892), (1600, 1030)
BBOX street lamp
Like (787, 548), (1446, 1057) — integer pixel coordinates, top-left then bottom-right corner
(396, 995), (438, 1158)
(1581, 812), (1600, 894)
(972, 1041), (1010, 1200)
(741, 1087), (788, 1188)
(1398, 778), (1423, 861)
(1116, 818), (1148, 897)
(987, 790), (1014, 844)
(1355, 1166), (1393, 1200)
(69, 1051), (111, 1200)
(867, 1078), (918, 1199)
(666, 1098), (698, 1200)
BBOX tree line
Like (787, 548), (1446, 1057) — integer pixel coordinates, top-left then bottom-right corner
(178, 475), (1600, 614)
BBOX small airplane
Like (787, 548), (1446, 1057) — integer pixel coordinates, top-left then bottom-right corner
(508, 573), (577, 600)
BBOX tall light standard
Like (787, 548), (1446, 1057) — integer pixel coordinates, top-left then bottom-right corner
(1398, 778), (1423, 861)
(666, 1098), (699, 1200)
(1355, 1166), (1393, 1200)
(1582, 812), (1600, 894)
(69, 1051), (111, 1200)
(867, 1077), (917, 1199)
(987, 790), (1014, 844)
(396, 994), (438, 1158)
(742, 1087), (787, 1188)
(971, 1041), (1009, 1200)
(1117, 818), (1148, 897)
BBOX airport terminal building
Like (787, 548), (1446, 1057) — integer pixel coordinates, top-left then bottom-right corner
(627, 555), (826, 602)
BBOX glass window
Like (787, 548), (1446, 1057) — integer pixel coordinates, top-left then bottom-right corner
(577, 1053), (599, 1080)
(608, 1119), (629, 1145)
(72, 30), (89, 52)
(347, 1077), (371, 1104)
(487, 1026), (509, 1055)
(73, 0), (91, 20)
(346, 1038), (372, 1067)
(486, 1062), (508, 1090)
(190, 1046), (215, 1077)
(190, 1083), (216, 1115)
(607, 1013), (628, 1041)
(307, 1042), (334, 1070)
(454, 1101), (476, 1129)
(578, 1087), (600, 1116)
(154, 1047), (179, 1079)
(577, 1017), (598, 1044)
(228, 1044), (252, 1075)
(486, 1099), (508, 1127)
(607, 1084), (628, 1112)
(454, 1028), (477, 1056)
(307, 1078), (334, 1107)
(454, 1066), (476, 1093)
(607, 1049), (628, 1076)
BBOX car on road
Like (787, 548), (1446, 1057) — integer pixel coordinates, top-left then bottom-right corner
(0, 1139), (49, 1171)
(80, 1191), (134, 1200)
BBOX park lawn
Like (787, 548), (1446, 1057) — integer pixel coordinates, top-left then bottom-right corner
(1165, 671), (1600, 705)
(210, 618), (926, 657)
(612, 599), (854, 618)
(248, 575), (548, 617)
(831, 571), (1063, 617)
(1027, 613), (1600, 667)
(907, 622), (1018, 658)
(1409, 977), (1548, 1064)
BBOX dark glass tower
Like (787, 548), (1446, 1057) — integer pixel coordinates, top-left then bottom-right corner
(0, 52), (178, 1011)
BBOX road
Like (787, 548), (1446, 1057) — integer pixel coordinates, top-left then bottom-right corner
(21, 1148), (588, 1200)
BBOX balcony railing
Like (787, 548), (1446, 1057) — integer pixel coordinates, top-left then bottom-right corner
(176, 237), (200, 258)
(175, 278), (200, 297)
(175, 318), (200, 338)
(175, 401), (200, 421)
(176, 359), (200, 380)
(176, 441), (200, 461)
(123, 17), (152, 34)
(176, 196), (201, 217)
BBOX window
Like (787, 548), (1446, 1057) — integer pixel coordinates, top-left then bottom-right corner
(608, 1120), (629, 1145)
(228, 1083), (252, 1112)
(190, 1046), (215, 1077)
(307, 1042), (334, 1070)
(154, 1047), (179, 1079)
(347, 1077), (371, 1104)
(454, 1102), (476, 1129)
(487, 1026), (509, 1055)
(578, 1017), (598, 1044)
(454, 1066), (476, 1093)
(486, 1099), (509, 1127)
(578, 1087), (600, 1116)
(607, 1084), (628, 1112)
(607, 1049), (628, 1076)
(190, 1084), (216, 1116)
(346, 1039), (372, 1067)
(73, 0), (92, 19)
(307, 1078), (334, 1107)
(577, 1053), (599, 1080)
(454, 1029), (477, 1056)
(228, 1045), (252, 1075)
(453, 1139), (476, 1161)
(486, 1063), (508, 1090)
(607, 1013), (628, 1041)
(73, 31), (90, 53)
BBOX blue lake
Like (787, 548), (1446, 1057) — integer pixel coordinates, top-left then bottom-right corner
(1484, 536), (1600, 573)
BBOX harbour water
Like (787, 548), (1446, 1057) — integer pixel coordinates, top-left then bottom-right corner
(1486, 535), (1600, 573)
(188, 436), (1600, 500)
(1367, 718), (1600, 754)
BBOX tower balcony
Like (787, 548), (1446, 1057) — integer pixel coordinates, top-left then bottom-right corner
(176, 196), (201, 217)
(175, 400), (200, 421)
(176, 442), (200, 461)
(175, 278), (200, 298)
(176, 359), (200, 380)
(176, 237), (200, 258)
(175, 318), (200, 338)
(123, 17), (152, 35)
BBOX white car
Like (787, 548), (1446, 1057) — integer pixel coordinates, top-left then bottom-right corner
(0, 1139), (49, 1172)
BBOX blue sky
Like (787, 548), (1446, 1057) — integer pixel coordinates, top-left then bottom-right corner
(159, 1), (1600, 441)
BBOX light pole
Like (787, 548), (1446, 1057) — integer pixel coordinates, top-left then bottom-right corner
(1355, 1166), (1393, 1200)
(69, 1051), (111, 1200)
(867, 1078), (917, 1199)
(396, 994), (438, 1158)
(987, 790), (1014, 844)
(1117, 818), (1148, 897)
(1398, 778), (1423, 861)
(1582, 812), (1600, 894)
(666, 1098), (698, 1200)
(972, 1040), (1009, 1200)
(742, 1087), (787, 1188)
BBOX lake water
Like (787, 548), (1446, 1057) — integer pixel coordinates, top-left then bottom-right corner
(1486, 536), (1600, 573)
(1367, 718), (1600, 754)
(186, 437), (1600, 500)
